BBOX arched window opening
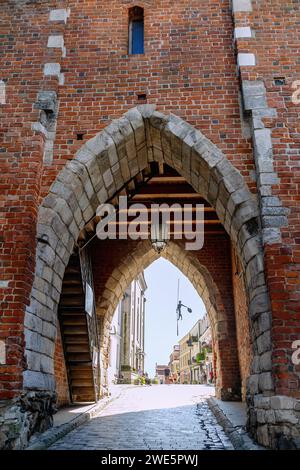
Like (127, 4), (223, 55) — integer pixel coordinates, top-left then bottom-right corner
(129, 6), (144, 55)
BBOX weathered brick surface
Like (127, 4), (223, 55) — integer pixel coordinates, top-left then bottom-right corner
(0, 0), (299, 450)
(232, 247), (252, 401)
(92, 236), (242, 400)
(233, 0), (300, 400)
(54, 322), (70, 407)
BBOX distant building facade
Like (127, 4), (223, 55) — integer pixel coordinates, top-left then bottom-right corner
(169, 345), (180, 383)
(179, 332), (191, 384)
(199, 316), (214, 384)
(155, 364), (171, 384)
(107, 272), (147, 385)
(107, 302), (123, 386)
(179, 314), (213, 384)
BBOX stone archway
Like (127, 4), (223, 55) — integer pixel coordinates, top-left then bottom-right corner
(24, 105), (274, 445)
(95, 239), (237, 400)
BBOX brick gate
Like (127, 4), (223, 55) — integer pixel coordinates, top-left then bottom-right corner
(0, 0), (299, 450)
(17, 107), (300, 448)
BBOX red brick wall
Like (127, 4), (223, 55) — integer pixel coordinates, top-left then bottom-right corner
(237, 0), (300, 397)
(54, 322), (70, 408)
(0, 0), (253, 399)
(0, 0), (68, 399)
(0, 0), (299, 401)
(47, 0), (254, 191)
(91, 235), (243, 398)
(232, 246), (252, 401)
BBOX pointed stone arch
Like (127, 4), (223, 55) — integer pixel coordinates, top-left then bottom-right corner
(95, 239), (235, 398)
(97, 240), (227, 340)
(24, 104), (272, 426)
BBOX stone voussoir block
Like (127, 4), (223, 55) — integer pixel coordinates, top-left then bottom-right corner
(149, 111), (168, 150)
(105, 120), (129, 151)
(41, 320), (57, 341)
(25, 329), (42, 353)
(67, 160), (95, 200)
(223, 168), (248, 195)
(242, 234), (262, 265)
(257, 330), (272, 354)
(85, 159), (105, 195)
(37, 242), (56, 269)
(75, 145), (95, 164)
(23, 370), (55, 392)
(136, 104), (156, 119)
(258, 372), (274, 392)
(124, 108), (146, 148)
(118, 116), (137, 142)
(245, 253), (265, 287)
(248, 374), (259, 395)
(217, 179), (232, 207)
(39, 336), (55, 359)
(45, 196), (75, 229)
(216, 199), (226, 224)
(249, 291), (271, 319)
(58, 168), (87, 205)
(226, 187), (252, 216)
(199, 147), (224, 172)
(182, 126), (204, 152)
(85, 133), (116, 169)
(231, 200), (259, 235)
(251, 355), (260, 374)
(40, 354), (54, 374)
(24, 312), (43, 335)
(259, 351), (272, 372)
(25, 350), (41, 372)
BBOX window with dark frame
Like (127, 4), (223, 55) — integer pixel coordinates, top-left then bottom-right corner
(129, 6), (144, 55)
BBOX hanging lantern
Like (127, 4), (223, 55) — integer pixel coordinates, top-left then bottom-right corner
(150, 222), (169, 254)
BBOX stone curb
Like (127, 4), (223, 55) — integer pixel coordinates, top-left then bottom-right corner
(26, 387), (131, 450)
(207, 397), (265, 451)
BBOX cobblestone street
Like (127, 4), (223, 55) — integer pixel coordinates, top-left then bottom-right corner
(49, 385), (233, 450)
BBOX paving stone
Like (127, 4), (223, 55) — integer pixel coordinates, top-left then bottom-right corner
(49, 385), (233, 451)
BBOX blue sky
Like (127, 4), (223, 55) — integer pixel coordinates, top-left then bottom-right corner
(144, 258), (206, 377)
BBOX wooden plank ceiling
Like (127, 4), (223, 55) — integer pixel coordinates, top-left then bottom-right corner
(77, 163), (226, 246)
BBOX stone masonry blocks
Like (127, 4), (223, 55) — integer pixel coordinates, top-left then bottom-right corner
(237, 53), (256, 67)
(22, 106), (275, 446)
(49, 9), (70, 23)
(232, 0), (252, 12)
(240, 80), (286, 247)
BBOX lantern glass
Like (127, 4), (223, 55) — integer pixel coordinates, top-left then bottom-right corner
(151, 222), (169, 254)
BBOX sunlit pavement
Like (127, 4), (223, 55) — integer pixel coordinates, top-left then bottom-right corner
(49, 385), (234, 450)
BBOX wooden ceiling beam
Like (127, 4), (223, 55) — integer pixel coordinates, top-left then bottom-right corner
(132, 194), (204, 200)
(117, 206), (216, 213)
(149, 176), (186, 183)
(113, 220), (222, 226)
